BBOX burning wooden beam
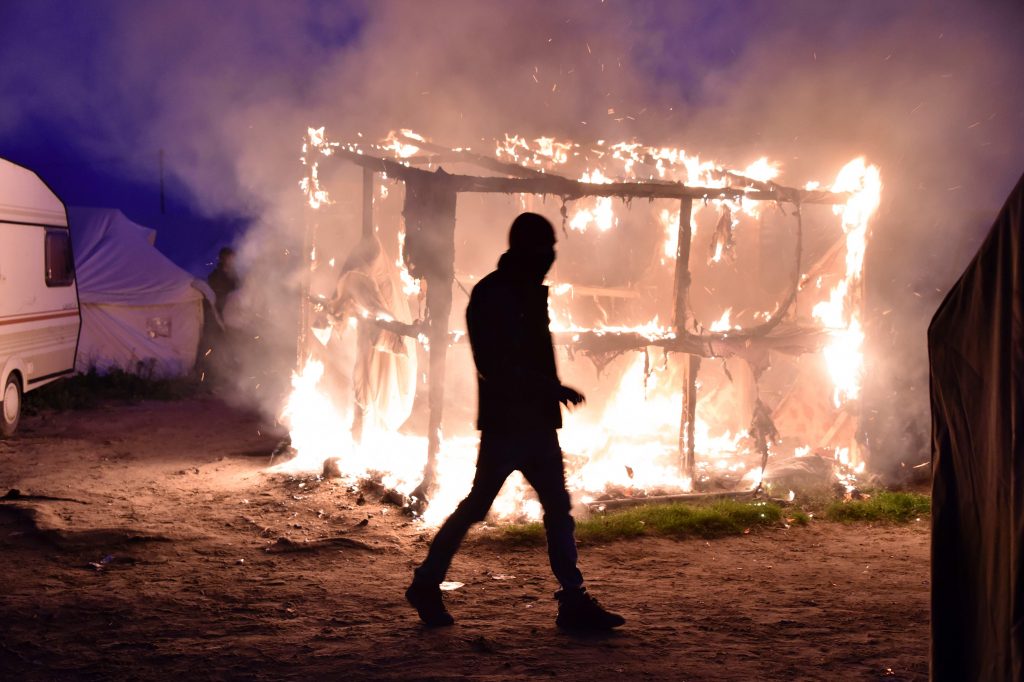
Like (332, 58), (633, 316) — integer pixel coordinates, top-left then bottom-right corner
(323, 146), (848, 206)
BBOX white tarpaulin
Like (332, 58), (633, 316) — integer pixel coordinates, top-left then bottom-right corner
(69, 207), (208, 377)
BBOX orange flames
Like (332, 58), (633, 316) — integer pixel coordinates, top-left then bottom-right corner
(287, 128), (881, 522)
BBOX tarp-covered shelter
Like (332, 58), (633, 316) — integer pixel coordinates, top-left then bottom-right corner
(69, 207), (211, 378)
(929, 172), (1024, 680)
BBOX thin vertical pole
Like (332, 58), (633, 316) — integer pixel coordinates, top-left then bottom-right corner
(672, 197), (694, 332)
(423, 270), (453, 493)
(682, 353), (700, 487)
(671, 197), (699, 486)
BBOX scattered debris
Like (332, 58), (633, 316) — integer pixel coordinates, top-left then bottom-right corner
(268, 436), (295, 466)
(85, 554), (136, 572)
(439, 581), (464, 591)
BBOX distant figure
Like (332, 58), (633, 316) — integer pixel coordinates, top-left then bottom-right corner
(200, 246), (238, 379)
(207, 247), (238, 316)
(406, 212), (625, 631)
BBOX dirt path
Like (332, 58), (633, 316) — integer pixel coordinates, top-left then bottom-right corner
(0, 397), (929, 681)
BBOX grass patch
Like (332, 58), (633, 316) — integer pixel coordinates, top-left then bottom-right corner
(23, 369), (197, 412)
(823, 491), (930, 523)
(497, 500), (804, 545)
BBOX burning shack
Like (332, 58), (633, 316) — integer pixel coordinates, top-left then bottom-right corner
(283, 127), (880, 524)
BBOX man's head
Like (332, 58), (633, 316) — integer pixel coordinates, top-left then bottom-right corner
(218, 247), (236, 273)
(507, 212), (556, 280)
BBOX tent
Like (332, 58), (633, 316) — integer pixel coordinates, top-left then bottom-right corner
(928, 172), (1024, 680)
(69, 207), (213, 378)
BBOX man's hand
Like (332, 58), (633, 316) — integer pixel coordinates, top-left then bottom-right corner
(557, 384), (586, 408)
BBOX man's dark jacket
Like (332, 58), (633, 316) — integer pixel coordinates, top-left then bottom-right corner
(467, 252), (562, 432)
(207, 267), (238, 316)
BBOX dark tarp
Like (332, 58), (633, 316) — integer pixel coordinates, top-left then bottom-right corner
(929, 172), (1024, 680)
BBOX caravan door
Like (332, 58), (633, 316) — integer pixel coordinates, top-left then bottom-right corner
(0, 158), (81, 436)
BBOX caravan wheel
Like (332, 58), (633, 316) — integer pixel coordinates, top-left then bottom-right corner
(1, 373), (21, 437)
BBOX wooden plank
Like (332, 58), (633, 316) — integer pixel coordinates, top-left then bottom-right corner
(323, 146), (847, 206)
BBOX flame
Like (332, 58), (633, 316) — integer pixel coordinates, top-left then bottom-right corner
(709, 308), (741, 332)
(383, 129), (424, 159)
(279, 358), (550, 526)
(561, 354), (749, 496)
(291, 127), (883, 522)
(495, 134), (574, 167)
(395, 231), (421, 297)
(567, 170), (617, 233)
(812, 158), (881, 407)
(740, 157), (780, 184)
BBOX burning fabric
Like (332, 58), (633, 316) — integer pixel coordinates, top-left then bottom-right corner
(315, 234), (417, 434)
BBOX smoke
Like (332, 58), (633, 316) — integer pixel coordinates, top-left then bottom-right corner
(2, 0), (1022, 478)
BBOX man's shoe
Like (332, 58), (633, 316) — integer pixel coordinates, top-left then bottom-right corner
(405, 582), (455, 627)
(555, 587), (625, 631)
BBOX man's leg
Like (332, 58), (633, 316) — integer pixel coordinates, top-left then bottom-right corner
(407, 434), (512, 626)
(412, 481), (506, 588)
(517, 431), (583, 590)
(519, 431), (625, 630)
(412, 433), (512, 585)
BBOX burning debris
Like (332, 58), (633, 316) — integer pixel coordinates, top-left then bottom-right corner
(280, 127), (880, 524)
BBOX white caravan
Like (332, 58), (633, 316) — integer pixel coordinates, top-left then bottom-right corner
(0, 158), (81, 436)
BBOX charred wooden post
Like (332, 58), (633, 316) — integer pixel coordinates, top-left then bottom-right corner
(402, 169), (458, 506)
(671, 197), (700, 485)
(671, 198), (695, 345)
(422, 271), (453, 496)
(681, 354), (700, 486)
(362, 167), (374, 238)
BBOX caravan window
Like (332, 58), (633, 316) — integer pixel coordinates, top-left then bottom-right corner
(44, 230), (75, 287)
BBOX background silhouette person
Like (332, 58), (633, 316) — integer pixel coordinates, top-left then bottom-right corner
(406, 212), (625, 630)
(207, 247), (238, 316)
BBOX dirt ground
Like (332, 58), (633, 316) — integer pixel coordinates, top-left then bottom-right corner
(0, 396), (929, 681)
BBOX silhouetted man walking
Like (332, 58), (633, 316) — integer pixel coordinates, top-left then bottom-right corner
(406, 212), (625, 631)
